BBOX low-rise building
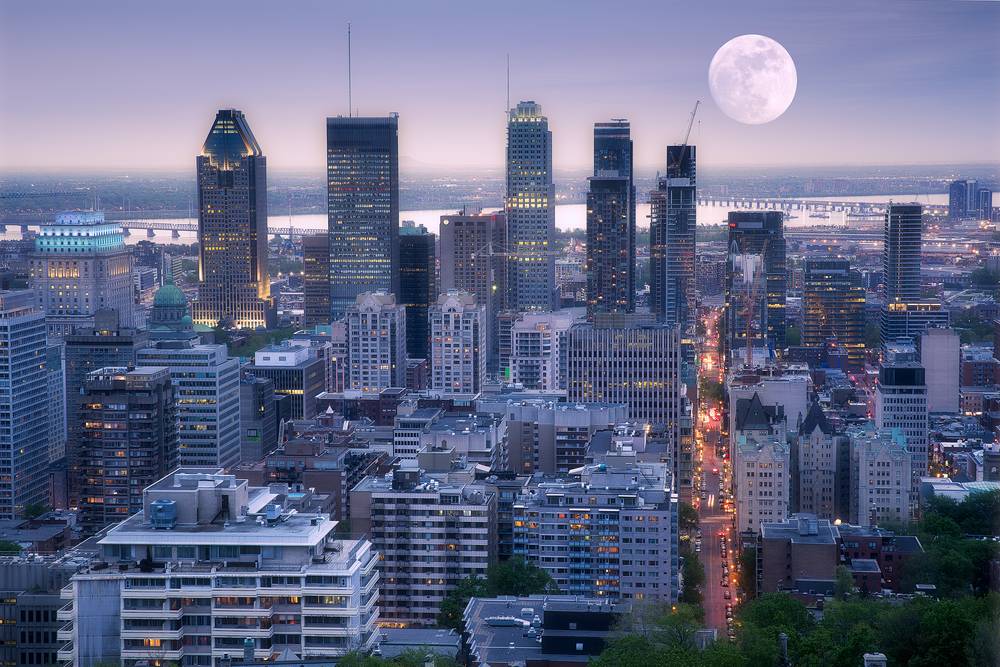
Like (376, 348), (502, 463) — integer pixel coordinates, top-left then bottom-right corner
(758, 514), (839, 594)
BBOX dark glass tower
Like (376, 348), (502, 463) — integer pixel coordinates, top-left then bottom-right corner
(586, 120), (634, 317)
(724, 211), (786, 361)
(398, 223), (436, 360)
(192, 109), (274, 329)
(303, 234), (331, 326)
(651, 145), (697, 328)
(803, 258), (866, 371)
(326, 115), (400, 319)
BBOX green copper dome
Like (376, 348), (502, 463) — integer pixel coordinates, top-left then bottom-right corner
(153, 282), (187, 308)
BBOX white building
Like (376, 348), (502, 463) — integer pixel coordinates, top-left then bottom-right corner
(28, 211), (135, 337)
(727, 366), (811, 442)
(346, 292), (407, 393)
(875, 361), (928, 482)
(137, 341), (241, 468)
(508, 311), (575, 390)
(430, 291), (486, 395)
(57, 469), (380, 667)
(734, 434), (790, 535)
(850, 426), (911, 526)
(919, 327), (960, 413)
(796, 402), (845, 521)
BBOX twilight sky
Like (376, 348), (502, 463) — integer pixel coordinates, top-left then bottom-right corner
(1, 0), (998, 173)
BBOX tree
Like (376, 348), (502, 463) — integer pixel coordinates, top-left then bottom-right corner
(22, 502), (49, 519)
(437, 576), (487, 630)
(678, 501), (700, 534)
(737, 547), (757, 599)
(785, 325), (801, 347)
(834, 565), (854, 601)
(679, 553), (705, 607)
(438, 557), (556, 629)
(0, 540), (22, 555)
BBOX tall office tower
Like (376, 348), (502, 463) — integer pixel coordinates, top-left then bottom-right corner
(650, 145), (697, 328)
(28, 211), (134, 337)
(399, 222), (436, 361)
(919, 327), (960, 413)
(734, 433), (790, 535)
(880, 203), (948, 347)
(302, 234), (331, 326)
(509, 311), (576, 390)
(78, 366), (177, 534)
(346, 291), (407, 392)
(725, 211), (786, 362)
(513, 458), (679, 602)
(59, 469), (381, 665)
(875, 355), (928, 489)
(191, 109), (274, 329)
(440, 208), (507, 372)
(327, 115), (400, 319)
(506, 101), (555, 312)
(429, 290), (486, 395)
(351, 455), (496, 626)
(0, 291), (49, 519)
(566, 319), (691, 497)
(64, 309), (148, 506)
(586, 120), (634, 316)
(246, 342), (326, 420)
(797, 402), (849, 521)
(239, 374), (278, 463)
(137, 341), (241, 468)
(802, 258), (866, 371)
(849, 425), (910, 527)
(45, 342), (66, 464)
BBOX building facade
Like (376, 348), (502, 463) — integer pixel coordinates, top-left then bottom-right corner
(506, 101), (555, 312)
(345, 292), (407, 392)
(303, 234), (331, 326)
(247, 343), (326, 421)
(398, 222), (436, 361)
(849, 426), (911, 527)
(508, 311), (575, 390)
(326, 115), (400, 319)
(875, 362), (929, 486)
(28, 211), (134, 337)
(802, 258), (866, 371)
(919, 327), (960, 413)
(192, 109), (274, 329)
(725, 211), (786, 360)
(650, 145), (696, 329)
(429, 291), (486, 395)
(239, 374), (278, 463)
(734, 433), (790, 535)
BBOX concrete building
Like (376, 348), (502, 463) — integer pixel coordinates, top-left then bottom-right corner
(28, 211), (135, 337)
(398, 222), (436, 361)
(350, 453), (496, 626)
(513, 458), (679, 601)
(506, 101), (555, 312)
(734, 433), (790, 536)
(247, 342), (326, 420)
(137, 341), (241, 468)
(78, 366), (177, 535)
(508, 311), (575, 390)
(302, 234), (331, 327)
(727, 366), (812, 443)
(919, 327), (960, 413)
(58, 469), (380, 666)
(346, 291), (407, 393)
(45, 342), (66, 464)
(417, 412), (506, 470)
(192, 109), (275, 329)
(0, 290), (49, 519)
(875, 361), (928, 484)
(326, 115), (400, 319)
(0, 555), (79, 667)
(849, 425), (911, 527)
(430, 290), (486, 395)
(797, 402), (849, 522)
(239, 374), (278, 463)
(757, 514), (839, 594)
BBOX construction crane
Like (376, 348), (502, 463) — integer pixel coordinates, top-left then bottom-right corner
(669, 100), (700, 172)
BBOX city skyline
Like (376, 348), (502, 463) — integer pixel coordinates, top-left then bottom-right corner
(2, 1), (998, 173)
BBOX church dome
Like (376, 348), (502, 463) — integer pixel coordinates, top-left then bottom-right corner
(154, 282), (187, 308)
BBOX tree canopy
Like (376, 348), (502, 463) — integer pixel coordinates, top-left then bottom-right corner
(437, 557), (558, 629)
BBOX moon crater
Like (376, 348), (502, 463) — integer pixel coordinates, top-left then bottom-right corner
(709, 34), (797, 125)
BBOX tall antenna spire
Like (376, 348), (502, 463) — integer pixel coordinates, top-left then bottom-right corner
(505, 53), (510, 120)
(347, 22), (353, 117)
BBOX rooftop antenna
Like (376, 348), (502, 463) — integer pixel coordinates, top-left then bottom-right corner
(347, 23), (352, 117)
(506, 53), (510, 120)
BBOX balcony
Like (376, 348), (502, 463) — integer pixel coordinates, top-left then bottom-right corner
(57, 600), (73, 621)
(57, 621), (73, 642)
(57, 642), (73, 663)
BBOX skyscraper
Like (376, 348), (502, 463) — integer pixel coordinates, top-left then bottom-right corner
(0, 290), (49, 519)
(327, 115), (400, 319)
(948, 179), (991, 220)
(191, 109), (274, 329)
(650, 145), (697, 328)
(398, 222), (436, 361)
(506, 101), (555, 312)
(725, 211), (786, 361)
(28, 211), (134, 337)
(78, 366), (177, 534)
(302, 234), (331, 326)
(802, 258), (866, 371)
(880, 203), (948, 347)
(586, 120), (634, 316)
(439, 208), (507, 372)
(346, 291), (407, 392)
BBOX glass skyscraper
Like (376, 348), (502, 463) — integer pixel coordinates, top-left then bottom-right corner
(586, 120), (634, 316)
(651, 145), (697, 329)
(327, 115), (400, 319)
(506, 101), (555, 312)
(192, 109), (274, 329)
(398, 222), (436, 361)
(803, 258), (866, 371)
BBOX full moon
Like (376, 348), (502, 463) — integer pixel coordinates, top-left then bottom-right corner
(708, 34), (797, 125)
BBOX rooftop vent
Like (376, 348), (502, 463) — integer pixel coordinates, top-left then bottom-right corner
(149, 499), (177, 530)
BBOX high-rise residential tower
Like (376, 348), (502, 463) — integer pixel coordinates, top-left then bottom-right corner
(802, 258), (866, 371)
(399, 222), (436, 361)
(650, 145), (697, 329)
(429, 290), (486, 395)
(506, 101), (555, 312)
(192, 109), (274, 329)
(327, 115), (400, 319)
(586, 120), (634, 316)
(28, 211), (135, 337)
(0, 290), (49, 519)
(724, 211), (786, 361)
(346, 291), (407, 392)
